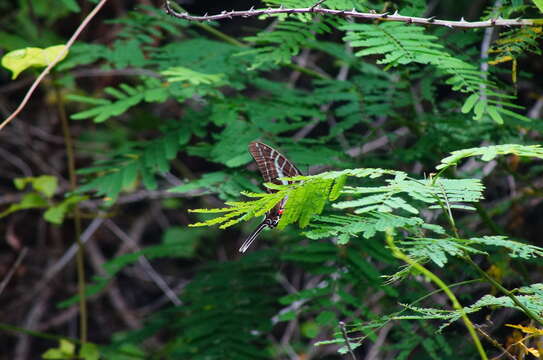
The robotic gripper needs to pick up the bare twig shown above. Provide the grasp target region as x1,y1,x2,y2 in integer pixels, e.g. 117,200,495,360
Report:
165,1,536,29
0,247,28,297
339,321,357,360
15,288,52,359
30,217,104,299
364,322,393,360
85,239,141,329
527,95,543,119
310,0,327,11
474,324,515,360
0,0,109,131
105,220,182,306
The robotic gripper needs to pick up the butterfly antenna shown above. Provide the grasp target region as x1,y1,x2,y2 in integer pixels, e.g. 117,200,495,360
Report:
239,221,268,253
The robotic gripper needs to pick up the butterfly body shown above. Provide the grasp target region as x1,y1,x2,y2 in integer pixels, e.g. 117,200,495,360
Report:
239,142,301,253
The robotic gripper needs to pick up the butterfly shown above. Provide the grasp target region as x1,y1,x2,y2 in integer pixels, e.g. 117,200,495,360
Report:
239,142,302,253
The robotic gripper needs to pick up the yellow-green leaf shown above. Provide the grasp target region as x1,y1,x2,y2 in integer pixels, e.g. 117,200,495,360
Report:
14,175,58,198
506,323,543,335
1,44,68,79
42,339,75,359
329,175,347,201
532,0,543,13
79,343,100,360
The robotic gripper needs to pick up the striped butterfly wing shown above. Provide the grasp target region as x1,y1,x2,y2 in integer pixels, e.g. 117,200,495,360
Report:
248,142,302,191
240,142,301,253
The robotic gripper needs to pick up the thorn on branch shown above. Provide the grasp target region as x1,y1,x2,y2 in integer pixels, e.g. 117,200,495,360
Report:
310,0,327,11
428,16,436,22
380,12,389,18
393,10,399,16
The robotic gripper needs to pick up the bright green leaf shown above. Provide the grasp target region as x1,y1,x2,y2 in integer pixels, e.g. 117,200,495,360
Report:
532,0,543,13
1,45,68,79
79,343,100,360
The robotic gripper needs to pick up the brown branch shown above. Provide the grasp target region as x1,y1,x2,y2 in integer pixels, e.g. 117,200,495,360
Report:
0,0,109,131
474,324,516,360
0,247,28,297
165,1,537,29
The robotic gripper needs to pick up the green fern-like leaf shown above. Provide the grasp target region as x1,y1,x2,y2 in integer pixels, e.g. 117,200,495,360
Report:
76,122,192,203
305,212,426,245
391,283,543,332
188,168,396,229
343,22,529,122
467,236,543,259
240,17,337,70
488,26,543,66
399,237,486,267
437,144,543,170
336,177,484,214
69,77,170,123
111,251,281,359
188,167,484,232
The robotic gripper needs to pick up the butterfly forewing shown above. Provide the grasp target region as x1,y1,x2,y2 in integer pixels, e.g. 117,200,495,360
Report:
248,142,301,192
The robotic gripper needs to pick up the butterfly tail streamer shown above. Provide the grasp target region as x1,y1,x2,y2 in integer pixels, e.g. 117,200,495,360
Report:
239,221,268,253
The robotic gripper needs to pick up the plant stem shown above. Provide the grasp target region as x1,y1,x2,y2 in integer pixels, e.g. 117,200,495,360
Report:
385,230,488,360
339,321,357,360
437,182,543,326
464,256,543,327
474,203,504,235
54,78,87,343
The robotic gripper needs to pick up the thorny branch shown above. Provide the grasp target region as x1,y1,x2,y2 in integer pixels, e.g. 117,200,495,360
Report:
165,0,539,29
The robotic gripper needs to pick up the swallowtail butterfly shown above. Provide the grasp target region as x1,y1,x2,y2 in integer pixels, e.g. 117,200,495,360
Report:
239,142,302,253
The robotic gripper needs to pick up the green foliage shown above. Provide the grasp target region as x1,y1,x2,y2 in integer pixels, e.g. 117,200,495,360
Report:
75,120,194,203
42,340,100,360
305,212,430,245
488,26,543,65
437,143,543,170
7,1,542,359
389,282,543,331
241,17,336,70
69,77,181,123
343,21,532,123
109,251,281,360
190,166,485,234
397,235,543,268
0,175,86,224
